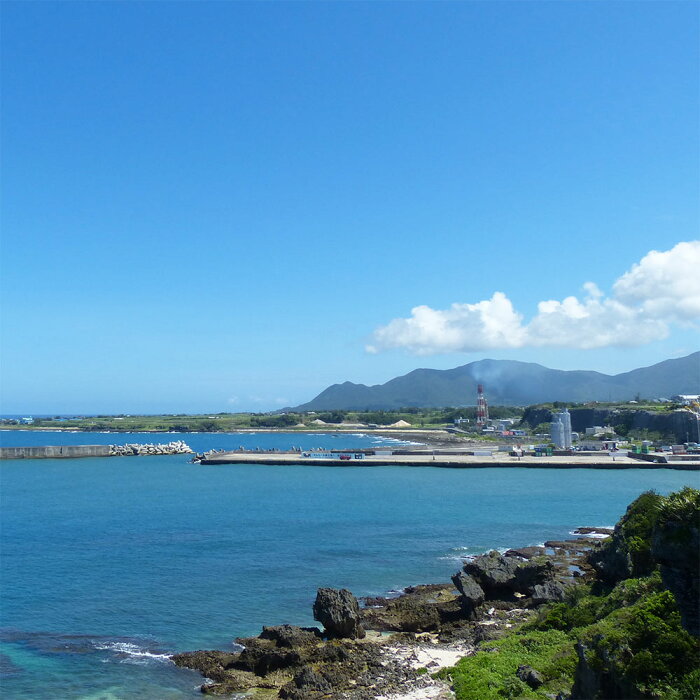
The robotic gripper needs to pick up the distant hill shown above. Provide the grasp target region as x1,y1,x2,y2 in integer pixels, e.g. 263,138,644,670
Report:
291,352,700,410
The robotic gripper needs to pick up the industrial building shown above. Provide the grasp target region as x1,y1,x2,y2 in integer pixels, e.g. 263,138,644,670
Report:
551,409,573,449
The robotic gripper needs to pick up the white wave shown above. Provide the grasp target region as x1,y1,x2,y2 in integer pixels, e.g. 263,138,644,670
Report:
570,531,611,539
442,546,511,563
93,641,172,664
77,688,124,700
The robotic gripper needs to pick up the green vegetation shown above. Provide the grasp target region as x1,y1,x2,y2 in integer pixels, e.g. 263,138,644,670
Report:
1,406,523,432
439,488,700,699
438,630,576,699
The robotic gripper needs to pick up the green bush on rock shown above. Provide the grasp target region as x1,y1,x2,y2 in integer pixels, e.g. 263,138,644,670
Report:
438,630,576,700
442,488,700,699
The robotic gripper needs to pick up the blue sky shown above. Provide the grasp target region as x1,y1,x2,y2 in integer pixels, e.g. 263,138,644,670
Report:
2,1,698,414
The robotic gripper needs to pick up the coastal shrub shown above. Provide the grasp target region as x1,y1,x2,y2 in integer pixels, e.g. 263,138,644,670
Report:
618,490,665,576
447,489,699,700
318,411,346,424
530,598,599,632
595,571,663,618
250,414,299,428
529,574,664,635
664,667,700,700
441,630,576,700
578,588,700,697
656,486,700,533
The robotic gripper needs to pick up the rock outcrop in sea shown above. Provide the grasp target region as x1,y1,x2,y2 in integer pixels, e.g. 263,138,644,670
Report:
172,530,603,698
172,488,699,699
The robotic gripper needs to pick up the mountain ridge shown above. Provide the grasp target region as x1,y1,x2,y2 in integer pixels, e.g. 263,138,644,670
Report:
290,352,700,410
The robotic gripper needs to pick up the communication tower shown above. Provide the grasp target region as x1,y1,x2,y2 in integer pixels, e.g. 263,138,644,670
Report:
476,384,489,429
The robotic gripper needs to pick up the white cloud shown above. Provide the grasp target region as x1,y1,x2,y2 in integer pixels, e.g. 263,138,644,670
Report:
368,241,700,354
370,292,525,355
612,241,700,322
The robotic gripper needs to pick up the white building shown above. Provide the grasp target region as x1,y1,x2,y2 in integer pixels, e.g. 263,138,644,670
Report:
671,394,700,405
551,409,573,449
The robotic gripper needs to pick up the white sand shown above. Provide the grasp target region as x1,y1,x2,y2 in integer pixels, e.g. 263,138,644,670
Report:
374,641,471,699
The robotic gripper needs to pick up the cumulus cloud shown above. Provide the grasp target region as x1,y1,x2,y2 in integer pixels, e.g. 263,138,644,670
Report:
368,241,700,354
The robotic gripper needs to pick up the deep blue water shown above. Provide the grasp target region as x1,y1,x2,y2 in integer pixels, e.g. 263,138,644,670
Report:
1,431,698,699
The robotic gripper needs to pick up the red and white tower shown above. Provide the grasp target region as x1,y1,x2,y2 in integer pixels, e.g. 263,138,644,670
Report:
476,384,489,429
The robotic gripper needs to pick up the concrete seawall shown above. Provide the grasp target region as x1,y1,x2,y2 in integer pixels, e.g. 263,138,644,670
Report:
0,441,193,460
1,445,112,459
199,452,700,470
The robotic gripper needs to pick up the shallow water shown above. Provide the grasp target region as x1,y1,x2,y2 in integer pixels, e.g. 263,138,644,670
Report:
1,431,697,698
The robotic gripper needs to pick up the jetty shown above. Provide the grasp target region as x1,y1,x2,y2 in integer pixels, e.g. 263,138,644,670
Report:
0,441,193,460
198,448,700,470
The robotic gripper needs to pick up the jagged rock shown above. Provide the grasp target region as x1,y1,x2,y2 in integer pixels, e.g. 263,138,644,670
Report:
380,598,441,632
464,552,520,591
570,639,637,700
462,552,554,597
572,527,613,536
279,667,332,698
588,537,631,584
170,649,240,682
313,588,365,639
199,669,259,694
530,580,568,604
517,664,544,689
258,625,322,648
504,546,546,559
451,572,485,617
513,558,555,592
235,643,301,676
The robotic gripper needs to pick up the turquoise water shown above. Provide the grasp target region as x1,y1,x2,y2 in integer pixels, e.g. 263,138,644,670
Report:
1,432,698,698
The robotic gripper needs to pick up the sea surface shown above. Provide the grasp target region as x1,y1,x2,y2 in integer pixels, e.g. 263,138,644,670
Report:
1,431,698,699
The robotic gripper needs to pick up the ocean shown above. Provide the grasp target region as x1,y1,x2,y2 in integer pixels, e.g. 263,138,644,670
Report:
1,431,698,699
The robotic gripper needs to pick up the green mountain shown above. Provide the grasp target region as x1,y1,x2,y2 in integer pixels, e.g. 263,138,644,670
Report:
292,352,700,410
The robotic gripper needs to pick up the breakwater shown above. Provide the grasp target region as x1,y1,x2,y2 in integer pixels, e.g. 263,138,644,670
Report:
0,441,193,460
198,450,700,470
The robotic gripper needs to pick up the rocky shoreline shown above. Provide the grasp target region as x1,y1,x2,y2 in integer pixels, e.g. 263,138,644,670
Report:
172,528,610,699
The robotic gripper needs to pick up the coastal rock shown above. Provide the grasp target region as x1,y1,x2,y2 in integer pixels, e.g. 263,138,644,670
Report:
313,588,365,639
235,644,302,677
170,650,239,681
463,552,520,591
258,625,322,648
530,580,568,604
362,583,463,632
279,667,332,699
570,639,637,700
504,546,546,560
368,597,441,632
451,572,485,617
512,557,555,592
588,491,664,583
462,552,555,597
572,527,613,536
517,664,544,689
200,669,259,695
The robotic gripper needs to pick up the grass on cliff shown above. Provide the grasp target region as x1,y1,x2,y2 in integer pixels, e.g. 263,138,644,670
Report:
440,575,699,700
440,488,700,700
